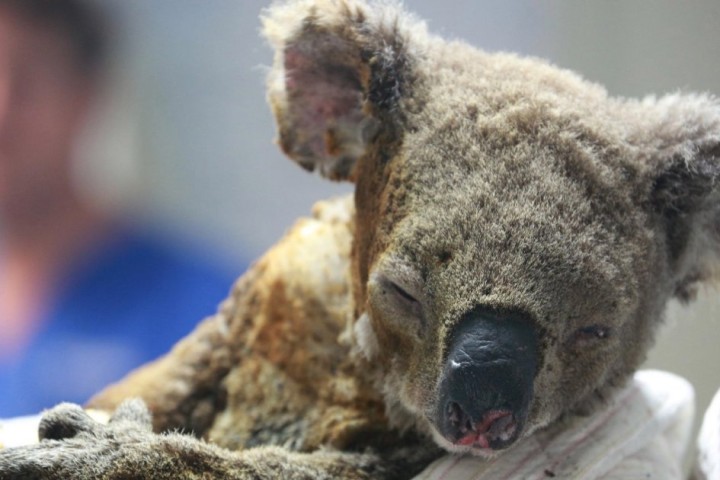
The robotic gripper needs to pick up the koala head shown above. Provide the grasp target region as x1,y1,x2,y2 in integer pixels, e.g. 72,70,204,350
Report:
264,0,720,457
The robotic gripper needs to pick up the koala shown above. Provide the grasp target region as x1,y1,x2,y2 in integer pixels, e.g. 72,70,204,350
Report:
1,0,718,478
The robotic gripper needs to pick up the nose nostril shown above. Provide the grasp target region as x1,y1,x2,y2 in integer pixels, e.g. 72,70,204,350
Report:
476,410,513,435
447,401,479,437
486,411,516,440
446,401,465,429
464,418,473,434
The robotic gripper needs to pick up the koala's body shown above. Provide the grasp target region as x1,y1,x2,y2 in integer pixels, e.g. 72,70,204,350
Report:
1,1,719,478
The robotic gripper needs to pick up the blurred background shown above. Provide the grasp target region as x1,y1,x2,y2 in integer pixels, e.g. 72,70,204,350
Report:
0,0,718,467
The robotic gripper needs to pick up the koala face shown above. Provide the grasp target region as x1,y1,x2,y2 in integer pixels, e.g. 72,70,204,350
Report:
264,0,720,457
357,88,661,453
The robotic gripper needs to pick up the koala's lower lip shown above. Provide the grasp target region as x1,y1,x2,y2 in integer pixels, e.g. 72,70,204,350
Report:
450,412,520,451
456,432,491,449
454,434,518,452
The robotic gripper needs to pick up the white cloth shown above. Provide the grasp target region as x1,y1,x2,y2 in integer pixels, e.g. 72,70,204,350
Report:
0,409,108,449
415,370,695,480
696,384,720,480
0,414,41,449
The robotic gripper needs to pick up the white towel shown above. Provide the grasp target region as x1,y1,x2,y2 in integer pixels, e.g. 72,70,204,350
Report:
0,409,109,449
0,414,42,449
696,384,720,480
415,370,695,480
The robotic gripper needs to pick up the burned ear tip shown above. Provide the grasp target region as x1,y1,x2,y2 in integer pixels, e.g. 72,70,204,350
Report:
297,158,317,173
324,155,360,181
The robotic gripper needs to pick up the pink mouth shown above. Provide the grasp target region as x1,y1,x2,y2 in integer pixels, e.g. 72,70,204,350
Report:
452,409,517,449
456,432,491,448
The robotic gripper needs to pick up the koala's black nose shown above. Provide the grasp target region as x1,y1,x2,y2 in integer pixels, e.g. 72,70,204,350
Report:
436,308,538,450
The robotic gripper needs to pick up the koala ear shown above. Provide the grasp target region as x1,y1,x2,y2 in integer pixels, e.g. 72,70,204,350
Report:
262,0,422,181
643,94,720,301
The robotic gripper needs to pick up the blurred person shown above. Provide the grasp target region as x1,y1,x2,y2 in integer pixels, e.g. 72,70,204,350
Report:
0,0,242,416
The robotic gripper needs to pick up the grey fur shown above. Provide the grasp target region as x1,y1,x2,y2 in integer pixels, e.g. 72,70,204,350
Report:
1,0,718,478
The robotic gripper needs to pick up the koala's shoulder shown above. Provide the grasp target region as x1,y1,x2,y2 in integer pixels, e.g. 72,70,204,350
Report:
224,194,356,353
254,194,354,307
204,195,383,451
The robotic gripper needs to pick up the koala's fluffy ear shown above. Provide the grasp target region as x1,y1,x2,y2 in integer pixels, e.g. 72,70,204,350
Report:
262,0,423,181
642,94,720,300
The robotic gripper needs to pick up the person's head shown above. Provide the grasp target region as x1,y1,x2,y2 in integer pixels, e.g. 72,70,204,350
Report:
0,0,108,229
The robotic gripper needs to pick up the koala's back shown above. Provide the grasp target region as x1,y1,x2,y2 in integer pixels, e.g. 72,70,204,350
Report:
205,195,390,452
89,196,398,453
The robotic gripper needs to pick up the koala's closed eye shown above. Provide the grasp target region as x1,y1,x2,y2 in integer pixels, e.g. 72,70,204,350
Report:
386,280,424,320
570,325,612,346
389,281,420,306
373,274,425,325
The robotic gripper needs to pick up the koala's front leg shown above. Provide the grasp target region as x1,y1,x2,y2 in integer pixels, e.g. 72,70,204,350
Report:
0,400,435,480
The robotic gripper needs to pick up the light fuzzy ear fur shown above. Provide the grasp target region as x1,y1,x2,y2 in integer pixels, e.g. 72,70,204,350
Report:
262,0,428,181
351,312,379,360
638,93,720,300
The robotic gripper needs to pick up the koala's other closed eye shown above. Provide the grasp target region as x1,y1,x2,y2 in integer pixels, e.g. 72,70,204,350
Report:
572,325,612,344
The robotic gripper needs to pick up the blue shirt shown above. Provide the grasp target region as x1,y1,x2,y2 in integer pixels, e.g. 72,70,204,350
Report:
0,229,242,417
